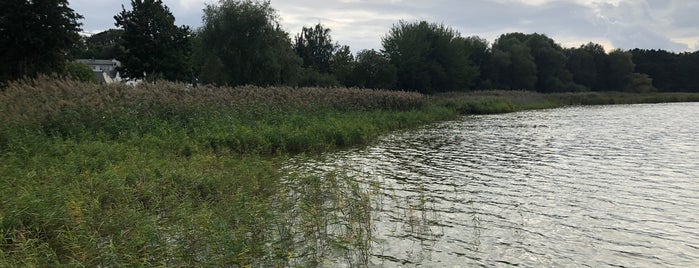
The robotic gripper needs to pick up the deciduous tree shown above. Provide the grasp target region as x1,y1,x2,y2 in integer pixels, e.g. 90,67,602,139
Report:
601,49,635,91
0,0,83,82
294,23,336,74
63,61,97,83
198,0,301,86
382,21,477,93
566,45,597,90
353,49,397,89
525,33,572,92
72,29,124,60
489,33,537,90
330,45,355,87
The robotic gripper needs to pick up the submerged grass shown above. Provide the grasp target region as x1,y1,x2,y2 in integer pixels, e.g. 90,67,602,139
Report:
2,77,698,266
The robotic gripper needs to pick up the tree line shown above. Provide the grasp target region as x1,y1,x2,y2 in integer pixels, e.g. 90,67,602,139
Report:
2,0,698,93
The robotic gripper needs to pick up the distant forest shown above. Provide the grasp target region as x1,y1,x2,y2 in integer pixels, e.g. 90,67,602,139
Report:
3,0,698,93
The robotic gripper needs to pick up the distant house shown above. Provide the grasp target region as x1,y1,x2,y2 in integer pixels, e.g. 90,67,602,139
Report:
75,59,122,84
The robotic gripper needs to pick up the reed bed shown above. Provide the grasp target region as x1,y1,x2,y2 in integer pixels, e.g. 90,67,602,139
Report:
434,90,699,114
0,76,426,125
0,77,444,267
2,77,698,266
434,90,559,114
549,91,699,105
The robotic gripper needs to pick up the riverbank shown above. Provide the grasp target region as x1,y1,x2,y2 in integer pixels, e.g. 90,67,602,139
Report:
436,90,699,114
2,77,699,266
0,77,449,266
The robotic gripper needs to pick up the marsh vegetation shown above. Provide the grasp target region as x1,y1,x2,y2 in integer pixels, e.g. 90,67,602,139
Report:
0,77,442,266
2,77,699,266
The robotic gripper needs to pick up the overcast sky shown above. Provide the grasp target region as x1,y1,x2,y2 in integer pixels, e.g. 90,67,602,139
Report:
70,0,699,53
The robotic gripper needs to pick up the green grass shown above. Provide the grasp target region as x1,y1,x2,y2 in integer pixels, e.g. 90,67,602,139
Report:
435,90,699,114
0,77,451,266
550,91,699,105
2,77,698,266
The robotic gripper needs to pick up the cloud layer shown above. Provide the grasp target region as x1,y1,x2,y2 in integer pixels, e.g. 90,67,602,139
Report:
70,0,699,52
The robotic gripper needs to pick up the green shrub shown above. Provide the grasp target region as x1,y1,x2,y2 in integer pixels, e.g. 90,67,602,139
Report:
63,62,97,83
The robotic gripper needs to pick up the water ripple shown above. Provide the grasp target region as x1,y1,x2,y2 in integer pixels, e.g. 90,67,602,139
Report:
291,103,699,267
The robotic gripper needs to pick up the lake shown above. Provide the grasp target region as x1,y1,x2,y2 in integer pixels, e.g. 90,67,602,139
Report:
288,102,699,267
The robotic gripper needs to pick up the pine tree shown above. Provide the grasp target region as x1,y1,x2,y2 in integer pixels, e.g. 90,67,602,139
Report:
114,0,192,81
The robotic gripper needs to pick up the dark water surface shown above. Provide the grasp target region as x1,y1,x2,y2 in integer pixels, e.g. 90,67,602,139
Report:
290,103,699,267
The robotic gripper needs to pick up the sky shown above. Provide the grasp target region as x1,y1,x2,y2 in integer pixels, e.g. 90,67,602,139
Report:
70,0,699,53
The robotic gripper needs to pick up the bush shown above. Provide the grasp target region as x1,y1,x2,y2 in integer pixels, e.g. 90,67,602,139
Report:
63,62,97,83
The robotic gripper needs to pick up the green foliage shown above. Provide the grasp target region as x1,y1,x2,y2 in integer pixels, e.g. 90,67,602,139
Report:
330,45,356,87
71,29,124,60
294,23,337,74
2,77,699,266
0,77,442,266
489,33,538,90
115,0,192,82
551,91,699,105
198,0,302,86
0,0,82,82
298,68,340,87
436,90,558,114
625,73,656,93
525,33,573,92
462,36,490,88
601,49,636,91
630,49,699,92
566,42,606,90
382,20,478,93
63,62,97,83
353,49,397,89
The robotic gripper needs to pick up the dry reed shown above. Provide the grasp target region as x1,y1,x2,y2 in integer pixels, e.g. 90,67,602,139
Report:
0,76,427,125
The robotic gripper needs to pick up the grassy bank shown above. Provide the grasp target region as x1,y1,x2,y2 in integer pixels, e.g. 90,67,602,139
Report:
0,77,451,266
436,90,699,114
2,78,699,266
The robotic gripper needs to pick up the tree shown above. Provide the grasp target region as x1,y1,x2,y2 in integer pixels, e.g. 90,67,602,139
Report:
0,0,83,82
115,0,192,82
72,29,125,59
601,49,635,91
198,0,302,86
567,46,596,90
675,52,699,92
294,23,336,74
63,61,97,83
625,73,656,93
330,45,355,87
630,49,699,92
382,20,478,93
461,36,490,88
353,49,397,89
488,33,537,90
525,33,572,92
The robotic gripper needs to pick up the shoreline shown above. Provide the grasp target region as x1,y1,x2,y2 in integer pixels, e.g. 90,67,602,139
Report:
2,78,699,266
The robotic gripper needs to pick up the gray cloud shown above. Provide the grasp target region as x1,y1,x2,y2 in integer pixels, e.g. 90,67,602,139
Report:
591,0,692,51
69,0,699,52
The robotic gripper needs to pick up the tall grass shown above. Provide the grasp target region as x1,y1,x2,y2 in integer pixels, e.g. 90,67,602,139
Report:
2,77,698,266
434,90,560,114
0,77,447,266
434,90,699,114
550,91,699,105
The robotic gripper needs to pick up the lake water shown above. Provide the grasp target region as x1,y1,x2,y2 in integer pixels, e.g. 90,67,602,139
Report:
289,103,699,267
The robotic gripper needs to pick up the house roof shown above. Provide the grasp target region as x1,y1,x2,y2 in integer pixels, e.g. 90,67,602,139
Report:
75,59,121,66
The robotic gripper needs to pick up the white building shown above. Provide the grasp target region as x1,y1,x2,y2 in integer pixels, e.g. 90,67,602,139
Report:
75,59,122,84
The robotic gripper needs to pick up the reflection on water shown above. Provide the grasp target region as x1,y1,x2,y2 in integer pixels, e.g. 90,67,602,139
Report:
288,103,699,267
